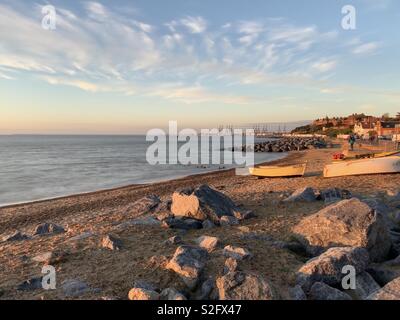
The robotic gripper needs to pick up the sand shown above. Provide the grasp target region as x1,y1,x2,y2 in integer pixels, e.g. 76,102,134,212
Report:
0,141,399,300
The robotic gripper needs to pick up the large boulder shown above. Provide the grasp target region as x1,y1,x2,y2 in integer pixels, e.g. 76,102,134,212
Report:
216,272,275,300
292,198,391,262
309,282,352,300
351,272,380,300
367,277,400,300
171,185,243,223
165,246,208,289
297,247,369,292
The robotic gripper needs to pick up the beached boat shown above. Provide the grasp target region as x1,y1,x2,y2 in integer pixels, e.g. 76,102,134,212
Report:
333,150,400,162
249,163,307,177
324,156,400,178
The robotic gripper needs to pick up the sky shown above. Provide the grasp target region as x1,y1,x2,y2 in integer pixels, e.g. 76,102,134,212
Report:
0,0,399,134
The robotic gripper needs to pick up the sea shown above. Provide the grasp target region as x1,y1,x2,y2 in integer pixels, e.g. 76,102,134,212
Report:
0,135,286,207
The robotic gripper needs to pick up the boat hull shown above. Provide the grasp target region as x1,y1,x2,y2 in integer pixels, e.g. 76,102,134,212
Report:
324,156,400,178
249,163,306,177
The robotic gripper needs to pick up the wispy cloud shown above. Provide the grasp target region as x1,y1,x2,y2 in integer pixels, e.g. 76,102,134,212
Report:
352,42,380,55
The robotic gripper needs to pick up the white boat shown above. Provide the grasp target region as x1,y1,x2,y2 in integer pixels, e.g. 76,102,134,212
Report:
324,156,400,178
249,163,307,177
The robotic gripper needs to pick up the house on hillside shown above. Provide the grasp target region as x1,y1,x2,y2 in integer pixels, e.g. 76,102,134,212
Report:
375,121,400,138
353,122,375,138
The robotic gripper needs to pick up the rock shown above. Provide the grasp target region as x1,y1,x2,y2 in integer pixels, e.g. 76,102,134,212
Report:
196,278,216,300
292,198,391,262
220,216,239,226
62,279,90,297
350,272,380,300
216,272,275,300
160,288,186,300
171,185,243,223
223,258,238,275
202,219,216,229
284,187,316,202
34,223,65,236
309,282,352,300
101,234,123,251
2,231,30,242
367,277,400,300
366,265,400,286
127,194,161,216
288,285,307,300
17,277,43,291
319,188,352,204
393,212,400,225
297,247,369,292
32,250,66,265
68,231,95,241
196,236,219,252
162,217,203,230
234,210,255,220
153,200,173,221
164,235,182,245
130,216,161,226
223,245,252,260
128,287,160,300
166,246,208,289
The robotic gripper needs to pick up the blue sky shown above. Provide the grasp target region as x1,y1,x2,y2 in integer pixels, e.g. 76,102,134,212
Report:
0,0,399,134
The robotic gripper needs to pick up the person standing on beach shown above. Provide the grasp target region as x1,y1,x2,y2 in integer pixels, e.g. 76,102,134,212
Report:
348,134,356,151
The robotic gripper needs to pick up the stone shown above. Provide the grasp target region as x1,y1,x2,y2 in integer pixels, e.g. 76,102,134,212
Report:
288,285,307,300
101,234,123,251
216,272,275,300
297,247,369,292
62,279,90,297
319,188,352,204
162,217,203,230
283,187,316,202
292,198,391,262
220,215,239,226
166,245,208,289
367,277,400,300
2,231,30,242
127,194,161,216
309,282,352,300
128,288,160,300
223,258,238,275
17,277,43,291
197,236,219,252
130,216,161,226
202,219,216,229
33,223,65,236
160,288,186,300
153,200,173,221
32,250,66,265
351,272,380,300
234,210,255,220
164,235,182,245
196,278,215,300
171,185,243,223
366,265,400,286
223,245,252,260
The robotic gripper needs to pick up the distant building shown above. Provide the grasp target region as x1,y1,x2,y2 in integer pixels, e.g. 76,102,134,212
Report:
353,122,375,138
375,121,400,137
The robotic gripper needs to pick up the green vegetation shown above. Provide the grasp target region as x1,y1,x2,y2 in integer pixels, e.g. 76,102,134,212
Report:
291,125,353,138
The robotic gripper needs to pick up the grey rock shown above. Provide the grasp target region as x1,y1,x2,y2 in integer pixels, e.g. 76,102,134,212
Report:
171,184,243,223
367,277,400,300
220,215,239,226
34,223,65,236
289,285,307,300
319,188,352,204
309,282,352,300
62,279,90,297
166,245,208,289
196,235,219,252
164,235,183,245
297,247,370,292
366,265,400,286
127,194,161,216
202,219,216,229
196,278,216,300
223,245,252,260
101,234,123,251
2,231,30,242
160,288,186,300
293,198,391,262
17,277,43,291
284,187,316,202
351,272,380,300
223,258,239,275
162,217,203,230
216,272,275,300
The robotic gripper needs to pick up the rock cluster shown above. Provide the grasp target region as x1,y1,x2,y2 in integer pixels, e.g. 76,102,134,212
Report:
244,137,327,153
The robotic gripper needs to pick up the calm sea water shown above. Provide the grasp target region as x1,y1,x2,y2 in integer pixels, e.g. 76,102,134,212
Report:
0,135,286,206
